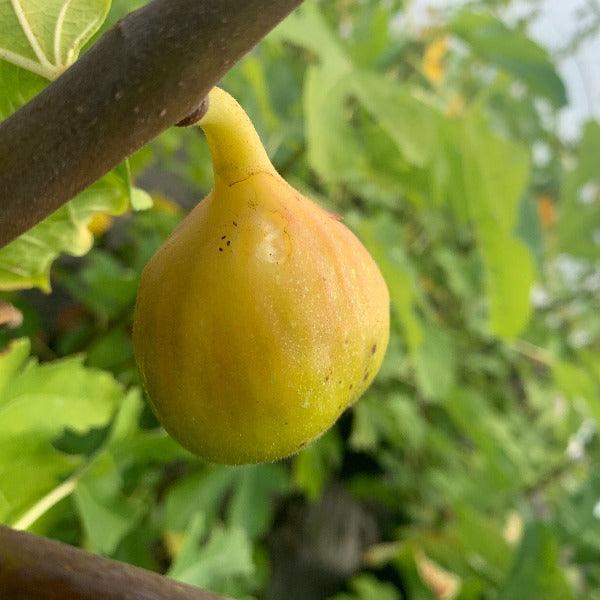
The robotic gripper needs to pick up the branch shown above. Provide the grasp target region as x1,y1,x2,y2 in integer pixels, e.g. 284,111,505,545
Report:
0,0,303,248
0,526,222,599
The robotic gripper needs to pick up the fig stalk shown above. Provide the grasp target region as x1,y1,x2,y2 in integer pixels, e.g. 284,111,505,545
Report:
200,87,278,187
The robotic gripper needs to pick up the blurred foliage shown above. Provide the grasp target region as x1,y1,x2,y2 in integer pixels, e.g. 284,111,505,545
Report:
1,0,599,598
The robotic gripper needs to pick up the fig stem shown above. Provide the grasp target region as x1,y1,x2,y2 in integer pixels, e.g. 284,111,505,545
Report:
198,87,278,187
176,97,210,127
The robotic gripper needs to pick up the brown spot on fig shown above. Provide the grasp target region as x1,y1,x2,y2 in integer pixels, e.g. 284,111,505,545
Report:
371,344,377,355
233,221,238,226
218,247,223,252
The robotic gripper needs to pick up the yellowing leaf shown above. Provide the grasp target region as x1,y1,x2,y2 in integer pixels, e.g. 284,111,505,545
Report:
415,550,461,600
423,36,449,85
536,195,556,228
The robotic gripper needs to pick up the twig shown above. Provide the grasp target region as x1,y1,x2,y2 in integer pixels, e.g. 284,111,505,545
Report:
510,339,555,366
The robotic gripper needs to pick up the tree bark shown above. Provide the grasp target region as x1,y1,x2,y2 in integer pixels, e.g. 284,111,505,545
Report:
0,526,222,599
0,0,303,248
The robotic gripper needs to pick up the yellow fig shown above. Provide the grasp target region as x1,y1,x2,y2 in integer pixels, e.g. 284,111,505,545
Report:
133,87,389,464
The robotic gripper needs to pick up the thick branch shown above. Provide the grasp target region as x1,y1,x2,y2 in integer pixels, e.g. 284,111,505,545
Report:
0,526,222,599
0,0,303,247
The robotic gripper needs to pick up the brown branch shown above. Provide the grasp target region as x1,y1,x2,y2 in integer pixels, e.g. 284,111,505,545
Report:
0,526,222,599
0,0,304,248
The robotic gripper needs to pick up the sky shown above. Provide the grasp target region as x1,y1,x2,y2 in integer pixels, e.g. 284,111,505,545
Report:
407,0,600,140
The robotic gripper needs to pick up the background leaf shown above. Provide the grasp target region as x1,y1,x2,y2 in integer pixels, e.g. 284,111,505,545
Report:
498,523,574,600
452,11,567,106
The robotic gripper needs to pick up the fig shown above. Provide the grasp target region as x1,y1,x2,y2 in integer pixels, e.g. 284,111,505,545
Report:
133,87,389,464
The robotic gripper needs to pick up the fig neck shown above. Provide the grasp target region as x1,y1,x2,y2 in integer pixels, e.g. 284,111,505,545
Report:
199,87,279,189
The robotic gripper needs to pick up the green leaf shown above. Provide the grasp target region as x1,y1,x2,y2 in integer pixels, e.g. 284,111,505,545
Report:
0,357,121,440
103,388,144,449
351,71,439,168
413,323,457,401
554,361,600,423
452,11,567,106
74,452,145,555
347,4,395,68
166,463,289,544
115,160,153,211
350,393,424,452
557,471,600,561
303,63,365,185
227,464,289,539
460,115,534,338
71,391,149,555
273,3,349,70
0,432,79,522
0,338,123,522
0,0,110,80
164,467,238,533
516,194,544,266
480,233,535,339
60,249,138,321
330,574,400,600
0,59,44,119
0,171,130,292
0,337,30,394
444,390,534,494
168,514,255,591
558,121,600,258
499,523,574,600
293,429,342,500
355,216,422,352
452,504,513,575
276,4,368,187
240,55,281,133
86,328,134,371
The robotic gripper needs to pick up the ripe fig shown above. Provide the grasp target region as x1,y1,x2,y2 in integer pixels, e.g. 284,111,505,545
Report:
133,87,390,464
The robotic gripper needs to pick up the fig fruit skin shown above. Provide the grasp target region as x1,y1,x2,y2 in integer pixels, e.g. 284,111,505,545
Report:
133,88,390,464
